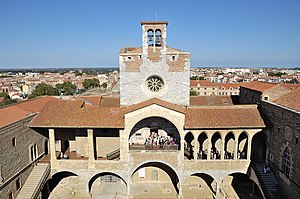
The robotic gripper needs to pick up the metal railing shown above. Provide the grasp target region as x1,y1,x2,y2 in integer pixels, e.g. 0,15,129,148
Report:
129,144,179,151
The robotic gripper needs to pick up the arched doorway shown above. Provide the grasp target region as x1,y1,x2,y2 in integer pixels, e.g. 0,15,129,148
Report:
224,132,235,159
131,162,179,198
197,132,208,160
89,172,127,198
251,131,267,162
221,173,263,199
182,173,216,198
211,132,222,160
129,117,180,151
184,132,194,160
238,132,248,159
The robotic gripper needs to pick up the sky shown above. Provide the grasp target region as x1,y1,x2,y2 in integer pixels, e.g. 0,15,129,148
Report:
0,0,299,68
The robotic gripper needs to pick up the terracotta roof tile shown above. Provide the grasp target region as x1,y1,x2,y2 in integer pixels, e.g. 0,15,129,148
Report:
185,105,265,129
72,96,101,106
100,96,120,107
29,100,124,128
240,81,277,92
271,87,300,112
190,96,233,106
0,96,59,127
124,98,185,114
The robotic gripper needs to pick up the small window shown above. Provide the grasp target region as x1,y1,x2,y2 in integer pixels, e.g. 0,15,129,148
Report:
204,92,206,95
16,178,21,190
139,55,142,59
128,56,131,60
9,192,13,199
296,137,299,144
264,96,269,100
282,148,290,176
204,88,207,90
12,137,16,147
172,55,175,61
212,88,215,90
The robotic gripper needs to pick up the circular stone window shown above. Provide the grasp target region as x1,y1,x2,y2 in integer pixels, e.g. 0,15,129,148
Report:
146,76,164,92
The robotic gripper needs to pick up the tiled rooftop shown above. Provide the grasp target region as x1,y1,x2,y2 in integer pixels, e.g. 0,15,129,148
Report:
185,105,265,129
271,87,300,112
0,96,59,127
190,96,233,106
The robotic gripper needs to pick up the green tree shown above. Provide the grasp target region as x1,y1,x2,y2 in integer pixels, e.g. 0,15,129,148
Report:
0,92,10,100
102,82,107,89
82,78,100,89
190,90,197,96
56,81,76,95
30,83,59,98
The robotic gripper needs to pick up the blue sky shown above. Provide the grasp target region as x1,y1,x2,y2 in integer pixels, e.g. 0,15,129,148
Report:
0,0,299,68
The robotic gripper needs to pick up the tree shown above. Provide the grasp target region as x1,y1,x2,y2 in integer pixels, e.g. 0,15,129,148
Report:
30,83,59,98
190,90,197,96
82,78,100,89
102,82,107,89
0,92,10,100
56,82,76,95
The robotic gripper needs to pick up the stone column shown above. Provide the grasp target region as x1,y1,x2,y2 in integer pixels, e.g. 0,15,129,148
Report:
221,139,225,160
48,129,56,164
207,137,212,160
87,129,95,167
193,140,198,160
247,136,252,160
234,141,238,160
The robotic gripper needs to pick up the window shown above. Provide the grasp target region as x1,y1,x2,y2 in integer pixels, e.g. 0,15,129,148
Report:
155,29,162,46
204,92,206,95
12,137,16,147
30,144,38,161
172,55,175,61
9,192,13,199
264,96,269,100
204,88,207,90
147,29,154,46
283,148,290,176
16,178,21,190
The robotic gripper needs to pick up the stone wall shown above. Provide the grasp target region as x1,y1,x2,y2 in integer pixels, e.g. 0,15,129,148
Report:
0,115,47,199
261,101,300,199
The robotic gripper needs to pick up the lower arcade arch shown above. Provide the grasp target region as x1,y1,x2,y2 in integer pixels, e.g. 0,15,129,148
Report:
221,173,264,199
131,162,179,198
41,171,79,198
88,172,127,197
182,173,216,199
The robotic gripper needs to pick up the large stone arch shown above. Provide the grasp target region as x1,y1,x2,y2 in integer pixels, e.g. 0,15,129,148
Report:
88,172,127,197
221,172,264,199
130,161,180,197
129,116,181,149
182,172,217,198
42,171,80,198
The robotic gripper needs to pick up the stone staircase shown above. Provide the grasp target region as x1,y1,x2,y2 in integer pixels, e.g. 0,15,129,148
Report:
17,163,50,199
254,163,286,199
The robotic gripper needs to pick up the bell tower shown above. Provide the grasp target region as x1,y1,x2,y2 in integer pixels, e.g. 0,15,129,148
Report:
119,21,190,106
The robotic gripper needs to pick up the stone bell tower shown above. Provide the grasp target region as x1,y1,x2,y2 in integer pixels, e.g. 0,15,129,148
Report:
119,21,190,106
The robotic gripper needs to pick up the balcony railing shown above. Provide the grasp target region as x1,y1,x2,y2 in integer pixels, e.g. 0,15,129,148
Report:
129,144,179,151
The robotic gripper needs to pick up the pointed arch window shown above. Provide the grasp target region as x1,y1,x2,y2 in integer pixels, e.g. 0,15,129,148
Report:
147,29,154,46
283,147,290,176
155,29,162,46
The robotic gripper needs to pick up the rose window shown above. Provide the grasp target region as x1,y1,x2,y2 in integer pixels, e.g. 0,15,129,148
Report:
146,76,164,92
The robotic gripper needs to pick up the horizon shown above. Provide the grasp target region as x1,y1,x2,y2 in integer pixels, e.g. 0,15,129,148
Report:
1,0,300,69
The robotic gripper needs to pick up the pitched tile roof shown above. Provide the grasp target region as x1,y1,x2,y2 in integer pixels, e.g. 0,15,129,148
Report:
185,105,265,129
72,96,101,106
271,87,300,112
0,96,59,127
29,100,124,128
240,81,277,92
124,98,185,114
190,96,233,106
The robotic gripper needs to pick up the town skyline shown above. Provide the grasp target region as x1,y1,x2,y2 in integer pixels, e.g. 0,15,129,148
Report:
1,0,300,69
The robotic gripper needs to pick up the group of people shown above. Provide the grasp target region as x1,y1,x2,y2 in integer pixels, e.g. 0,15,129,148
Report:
144,132,177,146
196,149,246,160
